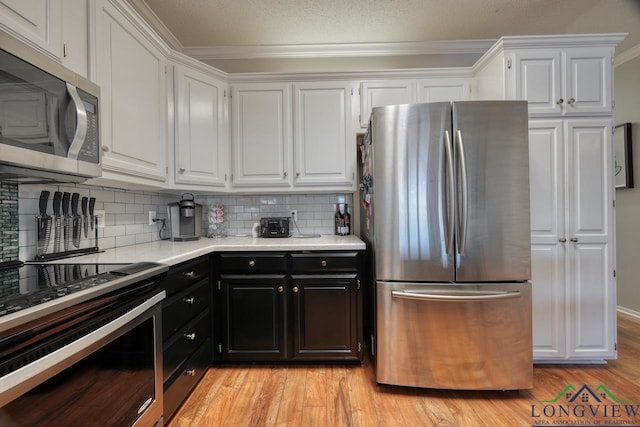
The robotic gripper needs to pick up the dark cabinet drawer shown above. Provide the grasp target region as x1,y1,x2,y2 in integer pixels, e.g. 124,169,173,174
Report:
164,339,211,422
219,253,287,274
162,278,210,341
162,256,210,298
163,309,211,381
291,252,359,273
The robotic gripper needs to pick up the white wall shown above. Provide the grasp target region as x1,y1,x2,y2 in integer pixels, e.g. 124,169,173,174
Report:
614,54,640,314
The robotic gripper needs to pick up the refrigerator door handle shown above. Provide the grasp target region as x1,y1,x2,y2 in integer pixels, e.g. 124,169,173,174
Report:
443,130,455,255
391,290,522,302
455,130,469,255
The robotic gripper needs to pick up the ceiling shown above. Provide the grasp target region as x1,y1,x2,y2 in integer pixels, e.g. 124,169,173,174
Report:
128,0,640,73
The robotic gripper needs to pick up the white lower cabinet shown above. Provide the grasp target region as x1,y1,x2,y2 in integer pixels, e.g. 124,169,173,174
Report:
174,63,228,188
94,0,168,185
529,119,616,361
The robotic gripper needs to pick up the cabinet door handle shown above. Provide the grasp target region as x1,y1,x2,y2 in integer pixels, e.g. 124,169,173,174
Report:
567,98,576,104
558,238,567,243
179,167,186,173
185,369,196,376
248,260,255,267
283,171,288,178
570,237,579,242
293,286,299,293
556,98,564,105
321,260,327,267
277,285,284,293
296,172,300,177
101,145,110,152
183,271,196,278
183,297,195,305
184,333,196,341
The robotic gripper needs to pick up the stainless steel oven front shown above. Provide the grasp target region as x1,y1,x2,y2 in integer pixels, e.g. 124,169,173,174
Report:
0,263,167,426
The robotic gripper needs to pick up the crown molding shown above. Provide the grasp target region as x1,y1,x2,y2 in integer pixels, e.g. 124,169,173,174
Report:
615,43,640,67
126,0,183,51
183,39,496,60
495,33,627,50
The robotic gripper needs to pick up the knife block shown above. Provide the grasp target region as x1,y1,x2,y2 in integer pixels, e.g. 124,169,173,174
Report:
33,215,101,261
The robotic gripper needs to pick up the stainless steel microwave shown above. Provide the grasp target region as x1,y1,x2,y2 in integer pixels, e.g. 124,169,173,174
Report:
0,32,101,183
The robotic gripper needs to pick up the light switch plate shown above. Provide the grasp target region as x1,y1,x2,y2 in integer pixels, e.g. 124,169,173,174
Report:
94,210,106,228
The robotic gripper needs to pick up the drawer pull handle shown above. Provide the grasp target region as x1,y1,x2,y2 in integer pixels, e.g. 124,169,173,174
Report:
183,271,196,278
567,98,576,104
278,285,284,293
185,369,196,376
184,333,196,341
184,297,195,305
248,260,255,267
321,260,327,267
293,286,299,293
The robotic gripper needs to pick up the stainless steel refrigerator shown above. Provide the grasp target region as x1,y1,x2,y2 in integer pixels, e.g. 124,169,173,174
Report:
360,101,533,390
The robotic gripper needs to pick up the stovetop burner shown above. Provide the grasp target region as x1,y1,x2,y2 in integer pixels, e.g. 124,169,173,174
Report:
0,262,132,318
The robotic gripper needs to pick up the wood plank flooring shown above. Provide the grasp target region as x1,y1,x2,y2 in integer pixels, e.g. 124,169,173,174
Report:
169,313,640,426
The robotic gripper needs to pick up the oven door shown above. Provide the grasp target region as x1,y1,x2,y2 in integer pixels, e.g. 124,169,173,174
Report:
0,291,165,426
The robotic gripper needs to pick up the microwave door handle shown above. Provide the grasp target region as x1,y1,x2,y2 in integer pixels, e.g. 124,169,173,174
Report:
65,83,88,160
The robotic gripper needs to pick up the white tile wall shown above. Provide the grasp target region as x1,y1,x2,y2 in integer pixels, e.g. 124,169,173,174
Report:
18,183,353,261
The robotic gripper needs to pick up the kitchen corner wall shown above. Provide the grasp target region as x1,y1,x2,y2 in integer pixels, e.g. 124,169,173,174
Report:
14,182,352,261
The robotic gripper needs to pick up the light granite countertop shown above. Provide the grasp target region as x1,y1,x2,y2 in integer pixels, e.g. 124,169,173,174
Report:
48,235,366,267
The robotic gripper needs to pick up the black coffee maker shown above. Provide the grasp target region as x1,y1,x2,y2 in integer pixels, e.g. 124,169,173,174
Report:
167,193,202,241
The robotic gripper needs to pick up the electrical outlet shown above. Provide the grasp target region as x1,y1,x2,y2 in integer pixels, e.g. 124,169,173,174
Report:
148,211,156,225
94,210,106,228
290,210,297,221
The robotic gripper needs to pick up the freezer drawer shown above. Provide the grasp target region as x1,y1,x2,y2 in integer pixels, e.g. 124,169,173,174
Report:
376,281,532,390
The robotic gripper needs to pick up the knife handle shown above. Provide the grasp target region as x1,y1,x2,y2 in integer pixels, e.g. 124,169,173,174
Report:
62,192,71,216
53,191,62,216
39,190,50,216
71,193,79,215
89,197,96,215
81,197,88,215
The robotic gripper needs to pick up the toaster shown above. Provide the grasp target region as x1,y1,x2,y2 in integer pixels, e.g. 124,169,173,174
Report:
260,217,292,238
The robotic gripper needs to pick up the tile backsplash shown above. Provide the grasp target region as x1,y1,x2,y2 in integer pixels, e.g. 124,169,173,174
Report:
12,182,352,261
0,182,19,263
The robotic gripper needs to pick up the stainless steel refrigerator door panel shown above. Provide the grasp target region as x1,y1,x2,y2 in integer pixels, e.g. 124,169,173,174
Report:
452,101,531,282
371,103,454,282
376,281,533,390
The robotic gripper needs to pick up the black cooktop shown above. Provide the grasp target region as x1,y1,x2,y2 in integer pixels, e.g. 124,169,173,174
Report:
0,261,132,318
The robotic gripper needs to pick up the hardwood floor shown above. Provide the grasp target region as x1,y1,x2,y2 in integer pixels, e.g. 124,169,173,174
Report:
169,313,640,426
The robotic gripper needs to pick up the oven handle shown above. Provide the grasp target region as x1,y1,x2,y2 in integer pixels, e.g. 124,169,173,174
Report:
0,290,165,407
391,290,521,302
65,83,88,160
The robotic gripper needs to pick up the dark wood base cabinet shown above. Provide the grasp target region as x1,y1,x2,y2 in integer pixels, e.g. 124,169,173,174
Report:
159,256,212,422
215,252,363,363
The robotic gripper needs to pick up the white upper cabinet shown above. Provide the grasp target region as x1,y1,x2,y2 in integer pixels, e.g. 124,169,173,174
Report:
417,78,470,103
513,48,612,116
293,81,355,187
174,63,228,188
359,80,415,127
61,0,88,78
95,0,168,184
231,83,292,187
0,0,62,59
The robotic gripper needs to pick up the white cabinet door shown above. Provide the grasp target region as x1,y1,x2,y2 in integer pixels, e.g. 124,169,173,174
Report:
61,0,88,78
565,119,615,359
175,65,227,187
0,0,61,58
231,83,292,187
513,50,562,115
564,48,612,116
293,81,354,187
528,120,566,360
416,78,470,103
360,80,415,127
95,0,167,182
